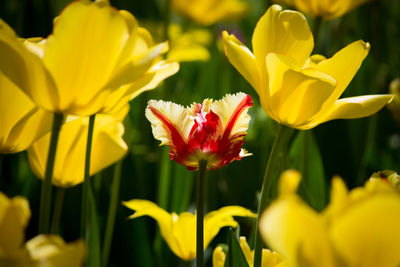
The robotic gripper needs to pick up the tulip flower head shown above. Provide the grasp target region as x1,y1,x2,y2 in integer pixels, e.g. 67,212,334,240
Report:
0,192,85,266
273,0,370,19
0,0,178,116
122,199,256,261
171,0,249,25
146,93,252,170
259,170,400,267
28,114,128,188
223,5,393,130
212,236,284,267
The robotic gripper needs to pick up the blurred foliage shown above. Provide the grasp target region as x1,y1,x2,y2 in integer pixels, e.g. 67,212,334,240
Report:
1,0,400,266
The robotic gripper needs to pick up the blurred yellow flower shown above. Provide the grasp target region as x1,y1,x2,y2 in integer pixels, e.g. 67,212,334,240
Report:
273,0,369,19
259,170,400,267
122,199,256,261
167,24,212,62
0,71,52,154
0,192,30,256
0,192,85,266
27,114,128,188
0,0,178,116
212,236,284,267
223,4,392,130
171,0,249,25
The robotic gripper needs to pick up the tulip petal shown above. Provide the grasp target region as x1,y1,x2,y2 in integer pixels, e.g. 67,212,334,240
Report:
0,193,31,255
316,41,370,108
212,246,227,267
43,1,129,112
146,100,193,146
223,31,261,92
259,196,335,267
171,212,197,260
209,92,252,138
252,4,313,72
329,194,400,267
105,42,167,90
204,206,256,248
321,94,393,123
265,53,336,127
25,235,86,266
0,20,57,111
28,115,127,188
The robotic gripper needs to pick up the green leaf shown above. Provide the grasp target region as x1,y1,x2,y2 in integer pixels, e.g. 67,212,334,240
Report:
289,130,326,211
224,228,250,267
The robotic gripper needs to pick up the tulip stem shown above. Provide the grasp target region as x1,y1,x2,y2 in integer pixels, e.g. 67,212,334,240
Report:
50,188,65,234
39,112,64,234
101,161,123,267
163,0,171,42
81,114,96,239
313,16,323,53
196,159,208,267
253,123,293,267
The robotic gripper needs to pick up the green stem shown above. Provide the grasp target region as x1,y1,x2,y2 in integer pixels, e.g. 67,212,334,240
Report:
196,159,207,267
50,188,65,234
313,16,323,53
253,124,293,267
80,114,96,239
0,154,4,179
39,112,64,234
101,161,123,267
163,0,171,43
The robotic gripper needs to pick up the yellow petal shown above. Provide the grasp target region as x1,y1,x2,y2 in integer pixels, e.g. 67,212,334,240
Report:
252,4,314,72
212,246,226,267
25,235,86,267
0,20,57,112
105,42,168,90
321,94,393,123
329,194,400,267
0,72,52,153
122,200,190,260
204,206,256,249
0,193,31,255
103,60,179,115
259,196,335,267
322,176,349,222
145,100,193,145
42,1,129,114
265,53,336,128
28,115,127,188
223,31,261,93
278,169,301,195
315,41,370,110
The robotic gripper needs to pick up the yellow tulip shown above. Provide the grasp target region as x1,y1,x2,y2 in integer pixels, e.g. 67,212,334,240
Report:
259,170,400,267
0,192,86,266
0,0,177,116
273,0,369,19
0,192,30,256
171,0,249,25
167,24,212,62
27,114,128,188
0,71,52,153
23,235,86,267
212,236,284,267
223,4,392,130
122,199,256,261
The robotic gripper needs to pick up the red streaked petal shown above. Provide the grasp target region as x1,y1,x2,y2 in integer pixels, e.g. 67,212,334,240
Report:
221,94,253,141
